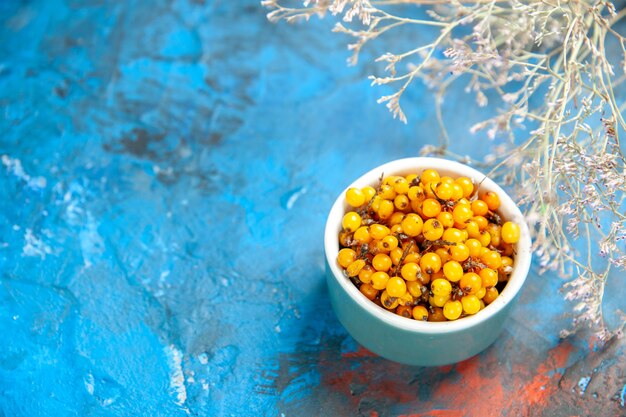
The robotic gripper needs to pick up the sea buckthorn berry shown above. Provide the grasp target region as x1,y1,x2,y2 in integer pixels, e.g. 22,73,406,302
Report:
401,262,421,282
346,188,366,207
479,268,498,288
346,259,366,277
370,195,382,212
401,213,424,237
378,235,399,252
471,199,489,216
429,307,446,322
372,253,392,272
482,191,501,211
452,204,473,224
443,260,464,282
479,300,486,310
443,300,463,320
435,182,454,200
394,194,410,211
436,211,455,228
371,271,390,290
430,294,450,308
449,243,470,262
442,228,464,244
387,276,407,297
478,231,491,247
339,231,352,247
408,185,424,201
361,186,376,202
486,224,502,247
369,224,390,240
501,221,521,244
389,212,405,226
337,248,357,268
396,305,413,318
353,226,371,244
403,252,421,264
383,176,398,186
360,283,378,300
420,169,440,184
473,215,488,231
358,265,374,284
422,198,442,218
390,224,403,235
423,182,437,199
475,287,486,299
407,280,422,298
440,176,454,185
423,219,444,241
481,250,502,269
483,287,499,304
377,199,395,219
460,272,482,295
459,229,469,242
405,174,418,184
435,248,451,264
398,292,414,306
480,246,491,256
451,183,464,201
431,278,452,296
380,290,399,309
412,305,429,321
420,252,442,274
393,177,410,195
379,184,397,200
342,212,362,232
465,220,480,238
455,177,474,198
390,247,404,265
465,238,482,257
461,295,481,315
501,256,514,269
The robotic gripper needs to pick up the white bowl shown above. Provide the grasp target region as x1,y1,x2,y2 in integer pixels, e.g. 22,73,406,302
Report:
324,157,532,366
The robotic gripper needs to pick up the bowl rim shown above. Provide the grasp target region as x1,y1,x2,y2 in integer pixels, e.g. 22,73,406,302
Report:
324,157,532,334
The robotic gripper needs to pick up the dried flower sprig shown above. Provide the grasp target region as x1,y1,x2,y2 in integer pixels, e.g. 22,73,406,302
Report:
265,0,626,343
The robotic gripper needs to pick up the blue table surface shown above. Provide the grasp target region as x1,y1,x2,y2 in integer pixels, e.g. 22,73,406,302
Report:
1,1,625,416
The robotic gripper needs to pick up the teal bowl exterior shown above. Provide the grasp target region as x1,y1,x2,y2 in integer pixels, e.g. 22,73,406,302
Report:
326,259,517,366
324,157,532,366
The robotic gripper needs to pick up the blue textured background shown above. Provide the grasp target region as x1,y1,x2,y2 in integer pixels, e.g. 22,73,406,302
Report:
1,1,625,416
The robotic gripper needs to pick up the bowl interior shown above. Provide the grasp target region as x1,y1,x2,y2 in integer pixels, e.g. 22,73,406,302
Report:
324,157,532,334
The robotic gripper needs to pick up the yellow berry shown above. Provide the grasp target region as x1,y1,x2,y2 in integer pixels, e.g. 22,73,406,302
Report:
423,218,444,241
379,184,396,200
380,290,399,309
455,177,474,198
407,280,422,298
460,272,482,295
377,199,395,219
420,169,440,184
431,278,452,296
337,248,356,268
346,188,365,207
407,185,424,201
461,295,481,315
479,268,498,288
471,199,489,216
501,221,521,244
369,224,390,240
372,253,392,272
393,177,410,195
483,287,499,304
371,271,390,290
481,250,502,269
386,276,407,297
436,211,455,228
401,213,424,237
388,211,405,226
449,243,470,262
443,260,464,282
342,211,361,232
412,305,429,321
420,252,442,274
358,265,374,284
475,286,486,299
465,238,483,257
442,228,464,244
401,262,421,282
377,235,399,253
453,204,473,224
430,294,450,307
394,194,410,211
346,259,366,277
353,226,371,244
443,300,463,320
359,283,378,300
435,182,454,200
421,198,441,218
361,186,376,202
482,191,501,211
451,183,464,201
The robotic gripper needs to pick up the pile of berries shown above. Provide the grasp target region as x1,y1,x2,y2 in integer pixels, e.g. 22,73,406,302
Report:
336,169,520,322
